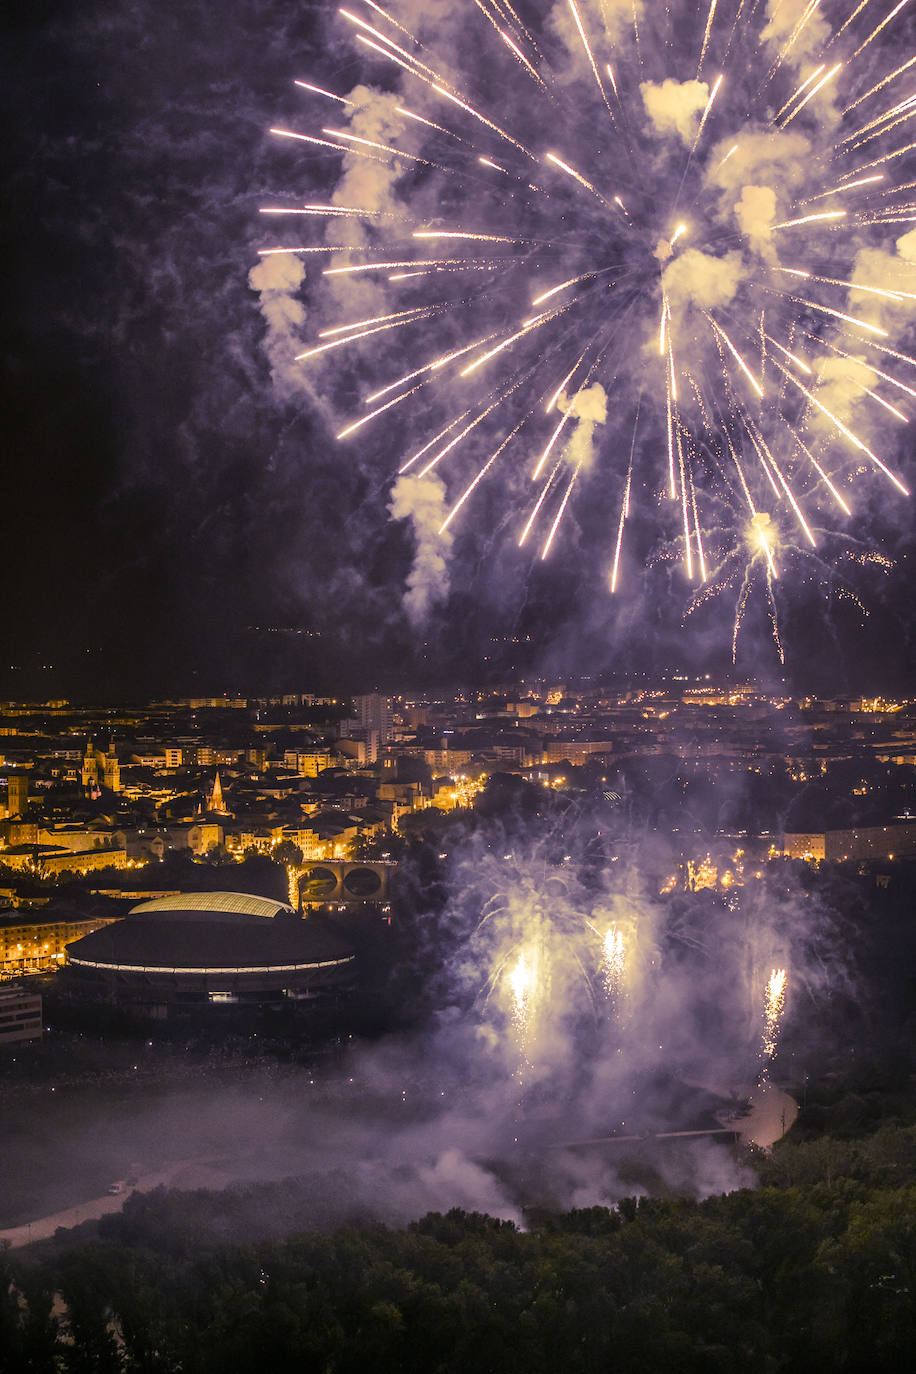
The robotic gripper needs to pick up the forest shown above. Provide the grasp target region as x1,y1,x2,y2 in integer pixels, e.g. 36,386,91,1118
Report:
3,1104,915,1373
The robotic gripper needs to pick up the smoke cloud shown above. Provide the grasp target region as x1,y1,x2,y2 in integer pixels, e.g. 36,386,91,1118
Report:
661,247,745,313
558,381,608,470
388,472,454,625
733,184,778,259
760,0,831,68
640,77,711,145
709,128,812,196
550,0,646,78
247,253,315,404
325,84,412,316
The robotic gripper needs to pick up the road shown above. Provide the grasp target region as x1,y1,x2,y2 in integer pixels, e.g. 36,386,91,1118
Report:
0,1157,234,1251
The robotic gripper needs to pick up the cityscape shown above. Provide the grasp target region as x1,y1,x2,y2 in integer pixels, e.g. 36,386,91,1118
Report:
1,671,914,1366
3,0,916,1369
2,677,915,982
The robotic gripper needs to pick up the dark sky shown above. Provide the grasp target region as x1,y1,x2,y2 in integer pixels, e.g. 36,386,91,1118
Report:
1,0,914,699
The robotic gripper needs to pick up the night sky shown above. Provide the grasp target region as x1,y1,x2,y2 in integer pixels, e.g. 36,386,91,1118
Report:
2,0,914,699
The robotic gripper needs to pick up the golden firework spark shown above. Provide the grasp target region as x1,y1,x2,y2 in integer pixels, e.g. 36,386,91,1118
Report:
601,925,626,999
761,967,788,1074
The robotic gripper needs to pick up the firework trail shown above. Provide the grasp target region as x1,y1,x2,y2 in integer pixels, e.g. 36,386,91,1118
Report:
601,924,627,1001
760,965,788,1082
507,946,538,1080
260,0,915,659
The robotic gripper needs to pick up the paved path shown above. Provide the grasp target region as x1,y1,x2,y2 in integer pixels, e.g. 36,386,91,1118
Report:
0,1158,233,1250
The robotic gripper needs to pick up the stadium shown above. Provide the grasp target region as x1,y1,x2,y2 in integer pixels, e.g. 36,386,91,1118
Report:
63,892,356,1019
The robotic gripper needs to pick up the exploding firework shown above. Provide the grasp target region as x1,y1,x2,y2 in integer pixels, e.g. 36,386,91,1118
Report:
436,817,820,1152
760,965,788,1078
600,923,627,1000
506,945,539,1073
508,947,536,1022
461,822,645,1081
260,0,915,658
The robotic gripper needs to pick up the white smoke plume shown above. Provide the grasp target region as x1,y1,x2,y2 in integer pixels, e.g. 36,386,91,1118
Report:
846,232,916,334
810,352,883,437
325,84,412,316
247,253,315,405
661,247,746,314
760,0,831,68
708,128,812,197
558,381,608,470
808,228,916,444
640,77,711,145
551,0,646,63
733,184,778,260
388,471,454,626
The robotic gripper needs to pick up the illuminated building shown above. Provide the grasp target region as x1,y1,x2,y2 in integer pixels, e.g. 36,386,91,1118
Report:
35,826,120,854
283,749,331,777
207,770,228,815
353,694,393,762
6,774,28,819
782,832,827,863
545,740,615,764
166,822,223,856
112,829,166,862
1,911,119,976
3,821,38,846
1,846,128,877
81,741,121,793
308,813,359,858
225,827,281,857
782,822,916,864
336,737,370,766
173,697,247,710
423,748,473,772
377,780,427,810
0,988,42,1045
505,701,538,718
278,826,323,860
63,892,356,1018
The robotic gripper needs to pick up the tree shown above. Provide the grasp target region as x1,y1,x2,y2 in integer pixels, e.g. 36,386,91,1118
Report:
272,841,303,868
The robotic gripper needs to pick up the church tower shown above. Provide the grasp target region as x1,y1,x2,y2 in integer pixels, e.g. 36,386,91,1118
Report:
207,770,227,815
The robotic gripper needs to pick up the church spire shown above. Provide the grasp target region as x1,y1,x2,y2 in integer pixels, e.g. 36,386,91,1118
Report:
208,769,225,814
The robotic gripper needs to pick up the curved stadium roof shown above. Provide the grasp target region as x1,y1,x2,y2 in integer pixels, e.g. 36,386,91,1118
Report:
66,894,353,975
130,892,294,919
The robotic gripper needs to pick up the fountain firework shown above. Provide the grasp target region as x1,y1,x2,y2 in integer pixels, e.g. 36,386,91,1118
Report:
760,964,789,1079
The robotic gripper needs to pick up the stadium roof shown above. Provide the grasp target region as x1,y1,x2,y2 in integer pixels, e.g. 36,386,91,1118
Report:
66,901,353,974
129,892,294,919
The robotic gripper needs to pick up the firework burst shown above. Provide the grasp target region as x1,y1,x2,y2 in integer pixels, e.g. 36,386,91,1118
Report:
760,965,788,1080
463,825,644,1077
601,923,627,1000
260,0,915,659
